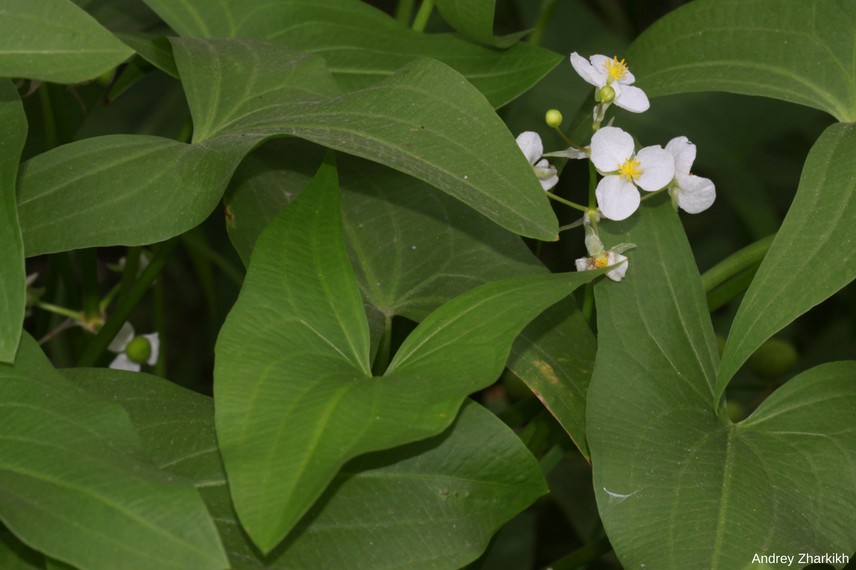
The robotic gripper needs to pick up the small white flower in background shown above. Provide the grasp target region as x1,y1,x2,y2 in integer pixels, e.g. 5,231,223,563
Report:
108,322,159,372
665,136,716,214
574,231,635,282
516,131,559,190
590,126,675,221
570,53,650,114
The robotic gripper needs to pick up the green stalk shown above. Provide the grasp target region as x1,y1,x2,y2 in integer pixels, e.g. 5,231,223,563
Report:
540,536,612,570
528,0,558,47
701,235,773,311
76,237,179,367
38,83,58,151
411,0,434,32
395,0,416,25
153,275,166,377
79,248,101,323
545,192,588,212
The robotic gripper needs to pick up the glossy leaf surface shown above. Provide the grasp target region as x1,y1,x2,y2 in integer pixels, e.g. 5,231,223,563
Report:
142,0,559,108
0,0,132,83
66,367,545,570
0,82,26,362
215,159,589,552
0,336,228,570
717,122,856,394
588,199,856,569
627,0,856,121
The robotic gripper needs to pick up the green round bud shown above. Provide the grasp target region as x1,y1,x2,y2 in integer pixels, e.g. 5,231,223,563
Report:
726,401,746,423
747,338,798,379
125,336,153,365
545,109,563,128
597,85,616,104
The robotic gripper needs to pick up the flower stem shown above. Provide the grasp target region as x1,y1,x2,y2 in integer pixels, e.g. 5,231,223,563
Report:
36,301,81,321
411,0,434,32
79,248,101,323
76,237,179,367
545,192,587,212
587,161,598,209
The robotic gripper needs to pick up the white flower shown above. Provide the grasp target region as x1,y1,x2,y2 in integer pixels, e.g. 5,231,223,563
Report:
570,53,649,113
108,322,159,372
574,232,634,282
516,131,559,190
590,127,675,221
665,136,716,214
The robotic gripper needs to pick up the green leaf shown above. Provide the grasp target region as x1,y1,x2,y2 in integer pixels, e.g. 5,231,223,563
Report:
17,135,248,256
18,38,556,255
0,0,132,83
224,147,597,454
65,368,546,570
508,298,596,459
717,122,856,396
0,335,228,570
434,0,526,47
587,198,856,568
0,531,43,570
627,0,856,121
0,82,26,362
142,0,559,108
173,38,557,240
215,158,589,552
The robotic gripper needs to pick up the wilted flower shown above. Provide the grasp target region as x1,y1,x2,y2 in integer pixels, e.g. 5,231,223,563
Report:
516,131,559,190
574,230,635,282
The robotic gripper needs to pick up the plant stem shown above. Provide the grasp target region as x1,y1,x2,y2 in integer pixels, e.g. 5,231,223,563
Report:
701,235,774,293
528,0,558,47
38,83,58,151
395,0,416,25
79,248,101,322
76,237,179,367
545,192,587,212
588,162,598,209
411,0,434,32
540,535,612,570
701,235,774,311
36,301,81,321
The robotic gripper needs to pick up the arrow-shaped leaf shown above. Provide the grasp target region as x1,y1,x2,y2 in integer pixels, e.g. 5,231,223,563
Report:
215,156,589,552
587,198,856,569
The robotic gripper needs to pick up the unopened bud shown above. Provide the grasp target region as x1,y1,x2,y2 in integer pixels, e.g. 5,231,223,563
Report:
747,338,798,379
596,85,616,104
125,336,153,365
545,109,563,128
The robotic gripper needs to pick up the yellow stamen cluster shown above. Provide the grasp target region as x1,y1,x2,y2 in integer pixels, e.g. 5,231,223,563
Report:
604,56,629,81
618,158,643,182
593,254,610,269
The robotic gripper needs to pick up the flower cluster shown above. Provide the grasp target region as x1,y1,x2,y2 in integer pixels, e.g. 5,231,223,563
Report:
514,52,716,281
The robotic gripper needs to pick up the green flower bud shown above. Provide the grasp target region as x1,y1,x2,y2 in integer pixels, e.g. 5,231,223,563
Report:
125,336,153,365
747,338,798,380
597,85,616,104
545,109,563,128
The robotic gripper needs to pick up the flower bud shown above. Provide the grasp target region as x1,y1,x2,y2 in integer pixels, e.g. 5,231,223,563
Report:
125,336,153,365
596,85,616,104
747,338,798,379
545,109,563,128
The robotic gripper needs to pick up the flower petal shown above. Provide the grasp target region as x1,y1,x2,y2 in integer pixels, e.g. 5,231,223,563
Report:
515,131,543,165
665,136,696,176
635,146,675,191
143,332,160,366
605,252,629,282
676,174,716,214
613,84,649,113
590,126,634,172
575,257,592,272
544,147,589,160
108,322,135,353
596,176,640,221
109,353,141,372
571,52,606,87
